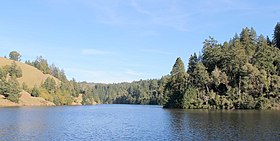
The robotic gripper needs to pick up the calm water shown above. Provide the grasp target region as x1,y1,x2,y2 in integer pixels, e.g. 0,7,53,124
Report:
0,105,279,141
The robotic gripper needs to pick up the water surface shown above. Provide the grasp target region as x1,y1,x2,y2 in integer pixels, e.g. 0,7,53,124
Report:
0,105,279,141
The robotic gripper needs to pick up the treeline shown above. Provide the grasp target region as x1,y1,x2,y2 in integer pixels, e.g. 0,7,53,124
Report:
2,23,280,110
25,56,67,82
86,78,167,105
87,23,280,110
164,23,280,109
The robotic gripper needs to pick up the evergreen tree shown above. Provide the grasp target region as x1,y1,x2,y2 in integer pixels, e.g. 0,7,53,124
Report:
7,62,22,78
240,27,256,57
211,67,228,95
6,77,21,103
163,57,187,108
267,36,272,46
193,62,210,93
273,22,280,49
187,53,198,84
202,36,222,72
42,77,56,94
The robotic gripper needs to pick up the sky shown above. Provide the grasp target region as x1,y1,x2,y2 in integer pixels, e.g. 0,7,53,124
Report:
0,0,279,83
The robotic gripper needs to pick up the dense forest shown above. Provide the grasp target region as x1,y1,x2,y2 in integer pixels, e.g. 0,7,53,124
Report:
163,23,280,109
90,23,280,110
86,78,167,105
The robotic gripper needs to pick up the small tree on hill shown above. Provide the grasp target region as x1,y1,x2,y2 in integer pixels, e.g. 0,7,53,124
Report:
9,51,21,61
31,85,40,97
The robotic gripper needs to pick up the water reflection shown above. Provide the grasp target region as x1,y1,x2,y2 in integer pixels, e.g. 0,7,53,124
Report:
0,105,279,141
165,109,280,141
0,107,57,141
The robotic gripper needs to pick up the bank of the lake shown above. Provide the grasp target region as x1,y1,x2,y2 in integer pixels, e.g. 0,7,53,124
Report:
0,104,279,141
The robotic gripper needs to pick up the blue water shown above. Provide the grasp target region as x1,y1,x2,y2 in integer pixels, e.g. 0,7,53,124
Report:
0,105,279,141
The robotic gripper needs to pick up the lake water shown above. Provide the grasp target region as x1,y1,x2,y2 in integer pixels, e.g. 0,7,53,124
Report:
0,105,279,141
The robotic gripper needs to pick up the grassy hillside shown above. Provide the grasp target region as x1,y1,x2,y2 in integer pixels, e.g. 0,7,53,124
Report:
0,57,86,106
0,91,55,106
0,57,60,88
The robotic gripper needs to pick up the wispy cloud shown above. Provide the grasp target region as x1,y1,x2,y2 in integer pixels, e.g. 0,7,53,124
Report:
77,0,191,31
44,0,280,33
81,49,113,56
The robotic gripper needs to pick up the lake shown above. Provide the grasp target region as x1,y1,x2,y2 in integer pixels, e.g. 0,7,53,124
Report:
0,105,279,141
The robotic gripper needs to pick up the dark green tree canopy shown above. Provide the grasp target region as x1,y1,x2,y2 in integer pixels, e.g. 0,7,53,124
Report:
171,57,185,76
163,57,188,108
273,22,280,49
162,25,280,110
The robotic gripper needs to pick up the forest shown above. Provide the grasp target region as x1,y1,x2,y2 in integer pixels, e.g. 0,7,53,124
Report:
1,23,280,110
91,23,280,110
163,23,280,109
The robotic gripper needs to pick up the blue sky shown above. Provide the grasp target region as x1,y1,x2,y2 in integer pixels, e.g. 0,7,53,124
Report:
0,0,279,83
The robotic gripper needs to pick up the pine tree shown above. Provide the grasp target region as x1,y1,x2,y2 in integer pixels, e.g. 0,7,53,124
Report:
193,62,210,93
273,22,280,49
163,57,187,108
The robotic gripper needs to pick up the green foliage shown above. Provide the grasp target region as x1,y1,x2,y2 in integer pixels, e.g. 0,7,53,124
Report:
85,77,167,105
273,22,280,49
42,77,56,93
0,67,7,79
31,85,40,97
1,77,21,103
163,57,188,108
4,24,280,110
33,56,51,74
7,78,21,103
25,57,68,81
9,51,21,61
193,62,210,90
255,97,272,110
0,63,22,103
183,87,197,109
5,62,22,78
78,24,280,110
163,25,280,109
37,77,76,105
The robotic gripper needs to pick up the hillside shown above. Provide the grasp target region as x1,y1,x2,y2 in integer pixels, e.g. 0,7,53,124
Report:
0,56,85,106
0,91,55,106
0,57,60,88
